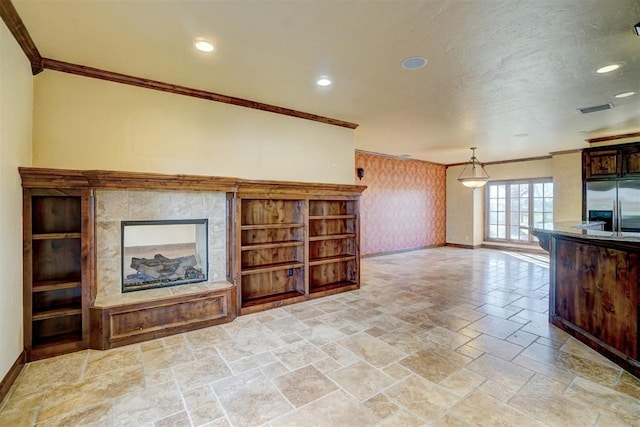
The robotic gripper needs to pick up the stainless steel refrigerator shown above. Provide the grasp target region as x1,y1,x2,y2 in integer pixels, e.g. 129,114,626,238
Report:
586,180,640,232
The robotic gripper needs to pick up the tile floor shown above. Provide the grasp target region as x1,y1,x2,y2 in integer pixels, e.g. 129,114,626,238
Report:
1,247,639,426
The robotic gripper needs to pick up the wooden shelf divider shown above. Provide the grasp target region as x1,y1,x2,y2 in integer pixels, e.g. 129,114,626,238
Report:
32,232,82,240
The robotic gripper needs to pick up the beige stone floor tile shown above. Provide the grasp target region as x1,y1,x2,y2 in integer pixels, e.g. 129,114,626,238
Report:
615,371,640,400
560,337,622,370
364,326,387,337
457,327,482,339
0,390,45,413
259,361,290,378
422,326,472,350
140,339,163,353
282,304,324,320
337,333,406,368
112,381,184,426
313,357,341,373
328,361,395,401
467,354,533,391
141,342,195,372
455,344,484,359
566,377,640,425
85,347,142,378
466,333,524,361
449,391,545,426
319,342,361,366
154,411,191,427
215,330,286,362
228,352,277,374
270,389,379,427
172,354,232,391
445,304,487,322
35,401,112,427
145,367,174,387
0,409,37,425
595,412,639,427
271,340,327,370
409,309,471,331
37,365,145,422
272,365,337,407
506,329,538,347
474,303,523,319
184,325,232,349
439,368,486,397
364,393,399,419
201,417,231,427
509,373,600,425
385,374,459,422
507,296,549,313
477,379,518,402
263,316,308,336
11,352,88,398
511,354,575,386
297,323,346,346
183,386,225,426
383,363,413,380
212,370,294,426
400,344,471,383
311,299,349,313
466,315,523,339
363,314,410,332
378,409,427,426
521,342,621,387
433,414,474,427
279,333,304,344
377,330,431,354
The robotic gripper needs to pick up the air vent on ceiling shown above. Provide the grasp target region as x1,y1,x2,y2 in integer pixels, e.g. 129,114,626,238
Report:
578,103,614,114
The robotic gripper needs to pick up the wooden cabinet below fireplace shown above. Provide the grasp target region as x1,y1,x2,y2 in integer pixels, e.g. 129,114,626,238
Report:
23,188,94,361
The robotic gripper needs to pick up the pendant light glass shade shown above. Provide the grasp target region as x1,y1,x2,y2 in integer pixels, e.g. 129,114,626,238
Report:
457,147,490,188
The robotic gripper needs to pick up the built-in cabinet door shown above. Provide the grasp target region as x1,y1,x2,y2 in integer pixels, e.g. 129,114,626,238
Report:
622,148,640,177
584,149,620,179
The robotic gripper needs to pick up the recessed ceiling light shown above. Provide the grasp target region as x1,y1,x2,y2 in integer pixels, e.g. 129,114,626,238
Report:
596,64,620,73
514,133,528,137
615,91,636,98
401,56,428,70
194,40,215,52
317,78,332,87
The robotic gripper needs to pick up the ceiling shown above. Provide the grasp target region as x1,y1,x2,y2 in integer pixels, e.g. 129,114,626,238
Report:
12,0,640,164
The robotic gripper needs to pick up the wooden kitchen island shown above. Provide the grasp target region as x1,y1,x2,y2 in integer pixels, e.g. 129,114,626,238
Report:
531,223,640,378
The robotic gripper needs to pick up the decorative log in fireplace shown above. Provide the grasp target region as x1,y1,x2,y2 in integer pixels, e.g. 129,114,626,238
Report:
127,254,205,283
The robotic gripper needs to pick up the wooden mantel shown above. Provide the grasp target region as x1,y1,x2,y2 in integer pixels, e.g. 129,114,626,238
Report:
18,167,367,196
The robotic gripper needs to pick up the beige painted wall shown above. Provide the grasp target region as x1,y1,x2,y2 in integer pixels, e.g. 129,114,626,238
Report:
32,72,355,184
0,22,33,378
552,152,583,222
446,158,554,246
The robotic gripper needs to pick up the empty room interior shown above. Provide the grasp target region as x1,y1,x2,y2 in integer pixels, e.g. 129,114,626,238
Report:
1,0,640,425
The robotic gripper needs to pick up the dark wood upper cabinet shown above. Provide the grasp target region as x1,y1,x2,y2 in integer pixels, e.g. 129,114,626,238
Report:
622,147,640,177
583,142,640,181
584,149,620,179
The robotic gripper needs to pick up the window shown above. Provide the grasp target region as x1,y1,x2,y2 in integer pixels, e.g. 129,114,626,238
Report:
486,179,553,243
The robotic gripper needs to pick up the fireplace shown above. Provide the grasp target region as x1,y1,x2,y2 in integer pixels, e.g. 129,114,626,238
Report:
121,219,208,292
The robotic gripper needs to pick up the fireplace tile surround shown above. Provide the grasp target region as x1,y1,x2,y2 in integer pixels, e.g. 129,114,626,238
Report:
94,190,228,306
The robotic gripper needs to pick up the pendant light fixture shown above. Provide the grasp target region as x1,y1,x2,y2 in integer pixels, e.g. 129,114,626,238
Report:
457,147,490,188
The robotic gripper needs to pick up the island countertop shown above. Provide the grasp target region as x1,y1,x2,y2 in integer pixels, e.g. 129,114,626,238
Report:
524,221,640,251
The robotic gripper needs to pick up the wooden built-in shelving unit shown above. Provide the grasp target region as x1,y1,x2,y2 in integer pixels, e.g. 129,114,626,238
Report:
19,167,365,357
308,200,359,296
23,189,93,361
